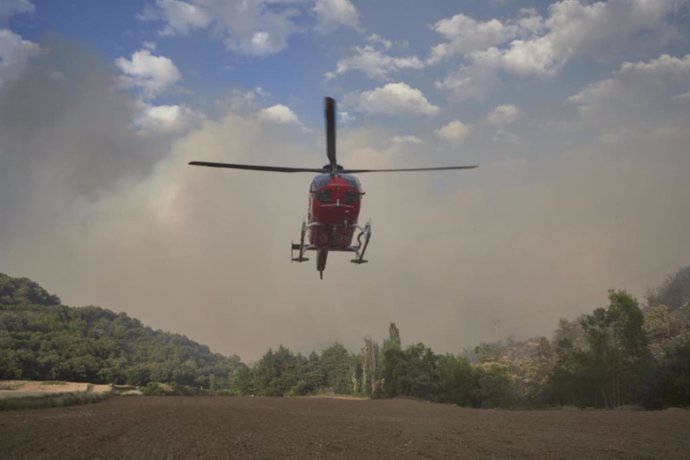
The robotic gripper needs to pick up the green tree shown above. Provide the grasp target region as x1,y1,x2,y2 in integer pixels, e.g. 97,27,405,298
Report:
436,354,474,406
231,364,253,395
582,290,650,407
320,343,352,394
383,343,438,399
549,290,651,408
251,346,304,396
472,362,516,408
360,337,381,397
299,351,325,394
647,340,690,408
386,323,401,350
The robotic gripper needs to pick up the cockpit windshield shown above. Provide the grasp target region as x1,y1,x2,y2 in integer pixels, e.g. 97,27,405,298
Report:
311,174,331,191
341,174,362,192
310,174,363,192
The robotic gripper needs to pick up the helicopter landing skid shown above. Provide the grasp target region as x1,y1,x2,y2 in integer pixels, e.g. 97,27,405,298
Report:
350,221,371,264
291,221,312,262
290,221,371,266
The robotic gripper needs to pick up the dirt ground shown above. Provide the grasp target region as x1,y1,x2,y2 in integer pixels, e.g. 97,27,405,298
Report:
1,397,689,459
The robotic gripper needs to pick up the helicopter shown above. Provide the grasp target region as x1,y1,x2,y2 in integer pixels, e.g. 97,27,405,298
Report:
189,97,477,279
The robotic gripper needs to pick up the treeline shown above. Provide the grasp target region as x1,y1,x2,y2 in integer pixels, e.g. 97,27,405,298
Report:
2,266,689,409
0,273,241,388
233,267,690,409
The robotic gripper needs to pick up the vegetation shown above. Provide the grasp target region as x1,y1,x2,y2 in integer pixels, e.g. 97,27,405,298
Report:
232,267,690,410
2,265,690,409
0,273,241,388
0,391,110,411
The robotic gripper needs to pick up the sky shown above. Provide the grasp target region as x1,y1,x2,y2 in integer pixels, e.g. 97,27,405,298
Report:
1,0,689,361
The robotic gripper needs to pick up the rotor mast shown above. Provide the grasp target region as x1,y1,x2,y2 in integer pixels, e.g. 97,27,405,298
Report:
325,97,337,176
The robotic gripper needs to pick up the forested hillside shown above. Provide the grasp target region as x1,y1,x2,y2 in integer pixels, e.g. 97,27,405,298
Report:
0,273,241,388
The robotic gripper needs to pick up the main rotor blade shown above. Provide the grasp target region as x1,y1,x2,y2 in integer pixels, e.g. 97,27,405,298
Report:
341,165,478,174
189,161,325,173
325,97,336,173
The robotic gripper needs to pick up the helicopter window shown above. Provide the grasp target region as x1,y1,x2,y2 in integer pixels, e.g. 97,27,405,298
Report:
316,189,332,202
344,191,360,204
342,174,363,192
311,175,331,191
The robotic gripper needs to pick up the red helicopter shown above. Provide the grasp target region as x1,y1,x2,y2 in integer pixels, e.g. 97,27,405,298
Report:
189,97,477,279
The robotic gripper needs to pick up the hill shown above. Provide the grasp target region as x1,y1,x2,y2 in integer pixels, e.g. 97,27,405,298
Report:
0,273,241,388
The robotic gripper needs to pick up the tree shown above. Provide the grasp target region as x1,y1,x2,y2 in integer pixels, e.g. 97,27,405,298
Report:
546,291,653,408
647,265,690,311
647,339,690,408
320,343,352,394
360,337,381,397
474,342,503,363
436,354,474,406
383,343,438,399
300,351,325,394
644,303,690,359
472,362,516,408
251,346,304,396
387,323,401,350
231,365,253,395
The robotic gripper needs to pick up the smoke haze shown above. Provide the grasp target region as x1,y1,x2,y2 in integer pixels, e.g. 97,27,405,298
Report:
2,41,689,361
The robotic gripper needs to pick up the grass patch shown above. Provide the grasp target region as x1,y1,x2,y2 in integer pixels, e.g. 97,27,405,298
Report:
0,391,111,411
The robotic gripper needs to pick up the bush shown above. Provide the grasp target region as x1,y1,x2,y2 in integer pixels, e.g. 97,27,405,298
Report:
141,382,167,396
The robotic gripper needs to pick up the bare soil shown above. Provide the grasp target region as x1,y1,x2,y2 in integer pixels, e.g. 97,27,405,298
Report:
1,397,689,459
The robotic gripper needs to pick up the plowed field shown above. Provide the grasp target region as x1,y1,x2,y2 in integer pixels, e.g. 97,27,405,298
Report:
1,397,689,459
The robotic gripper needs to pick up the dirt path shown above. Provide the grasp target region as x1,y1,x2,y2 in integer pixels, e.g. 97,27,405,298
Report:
0,380,111,399
1,397,689,459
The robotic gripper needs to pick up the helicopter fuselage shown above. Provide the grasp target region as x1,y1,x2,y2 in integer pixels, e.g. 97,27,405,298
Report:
308,173,363,249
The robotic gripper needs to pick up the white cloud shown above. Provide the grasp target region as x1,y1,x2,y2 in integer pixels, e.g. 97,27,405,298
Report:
487,104,521,125
141,0,211,36
313,0,361,32
141,0,304,56
367,33,392,50
0,28,41,87
390,135,422,146
339,110,355,123
331,45,424,80
258,104,300,124
435,48,503,100
115,49,181,98
430,15,517,65
134,102,205,135
428,8,543,64
437,0,681,99
435,120,470,141
0,0,34,22
569,53,690,131
349,82,440,116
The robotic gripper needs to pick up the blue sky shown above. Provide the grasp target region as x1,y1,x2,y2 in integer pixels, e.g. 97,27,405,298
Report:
2,0,690,359
10,0,688,127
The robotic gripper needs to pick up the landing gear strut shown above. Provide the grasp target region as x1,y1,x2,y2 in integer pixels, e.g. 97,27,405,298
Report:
316,250,328,280
290,220,372,279
290,222,310,262
351,221,371,265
